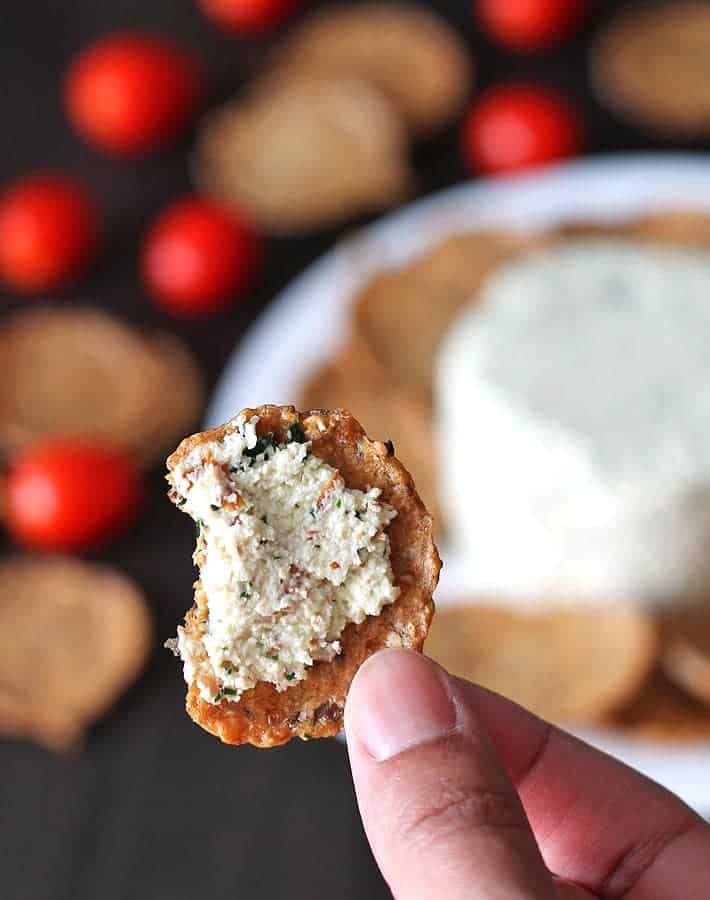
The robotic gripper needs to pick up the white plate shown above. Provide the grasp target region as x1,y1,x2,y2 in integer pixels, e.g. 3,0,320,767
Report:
209,154,710,813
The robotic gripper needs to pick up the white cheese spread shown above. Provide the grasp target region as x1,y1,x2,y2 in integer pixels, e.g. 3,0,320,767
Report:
168,415,399,702
437,241,710,608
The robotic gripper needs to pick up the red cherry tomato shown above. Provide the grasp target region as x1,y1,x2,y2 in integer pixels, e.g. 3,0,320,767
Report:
64,33,203,156
6,440,141,553
197,0,301,34
141,197,261,316
462,84,583,176
0,174,98,294
476,0,590,52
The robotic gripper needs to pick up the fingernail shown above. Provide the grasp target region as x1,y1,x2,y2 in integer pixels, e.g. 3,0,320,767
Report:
346,649,457,762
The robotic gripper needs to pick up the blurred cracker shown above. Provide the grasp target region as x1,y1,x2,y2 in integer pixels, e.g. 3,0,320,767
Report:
660,609,710,708
623,210,710,250
591,2,710,137
0,308,204,467
265,3,473,135
171,405,440,747
0,557,152,751
300,338,441,528
609,668,710,742
195,75,412,234
426,604,658,726
353,230,536,396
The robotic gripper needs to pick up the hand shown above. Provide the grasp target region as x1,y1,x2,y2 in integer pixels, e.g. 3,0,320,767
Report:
345,649,710,899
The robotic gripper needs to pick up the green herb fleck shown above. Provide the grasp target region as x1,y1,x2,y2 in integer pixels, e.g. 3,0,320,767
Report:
267,650,279,660
261,514,268,524
286,672,296,681
222,687,237,696
240,591,251,600
287,421,307,444
213,691,223,703
177,496,186,507
354,511,362,520
210,504,220,511
273,555,283,560
244,432,274,459
314,544,321,550
336,499,342,508
309,508,316,519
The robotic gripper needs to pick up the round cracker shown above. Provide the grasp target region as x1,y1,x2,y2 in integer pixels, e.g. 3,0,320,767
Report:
167,405,441,747
195,76,412,233
267,3,473,135
299,339,441,529
660,609,710,708
0,308,204,466
0,557,152,750
591,2,710,136
425,605,658,725
353,230,536,396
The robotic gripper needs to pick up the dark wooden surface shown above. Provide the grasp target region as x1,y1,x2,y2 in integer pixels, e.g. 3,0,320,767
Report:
0,1,696,898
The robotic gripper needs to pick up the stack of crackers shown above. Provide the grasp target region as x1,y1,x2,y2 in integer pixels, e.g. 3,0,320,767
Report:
195,3,473,233
301,210,710,741
0,307,206,750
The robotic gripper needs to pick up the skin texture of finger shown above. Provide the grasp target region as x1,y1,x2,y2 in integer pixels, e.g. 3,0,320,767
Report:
453,677,710,899
346,649,557,900
554,878,599,899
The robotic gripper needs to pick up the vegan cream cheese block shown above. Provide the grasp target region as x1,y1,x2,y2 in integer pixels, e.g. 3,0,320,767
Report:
437,241,710,607
166,405,439,747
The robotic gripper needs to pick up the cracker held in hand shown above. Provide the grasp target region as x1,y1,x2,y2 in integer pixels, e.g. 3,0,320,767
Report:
0,557,151,751
591,2,710,136
166,405,440,747
271,3,473,135
0,308,204,466
426,605,657,725
196,76,411,233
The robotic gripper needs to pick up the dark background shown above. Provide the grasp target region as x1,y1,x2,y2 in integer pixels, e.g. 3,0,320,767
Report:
0,1,698,898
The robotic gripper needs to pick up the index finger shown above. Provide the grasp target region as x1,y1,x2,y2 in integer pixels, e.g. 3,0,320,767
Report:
456,677,710,899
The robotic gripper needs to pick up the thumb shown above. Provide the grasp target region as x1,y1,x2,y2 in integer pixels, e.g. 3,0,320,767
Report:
345,649,557,900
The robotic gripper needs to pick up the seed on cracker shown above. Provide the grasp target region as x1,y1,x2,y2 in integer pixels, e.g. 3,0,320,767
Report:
354,231,535,396
425,604,657,725
0,308,204,466
166,405,440,747
195,76,412,233
0,557,152,751
268,3,473,135
591,2,710,136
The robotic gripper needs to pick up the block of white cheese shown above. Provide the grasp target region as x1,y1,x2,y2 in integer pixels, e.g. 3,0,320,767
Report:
436,241,710,607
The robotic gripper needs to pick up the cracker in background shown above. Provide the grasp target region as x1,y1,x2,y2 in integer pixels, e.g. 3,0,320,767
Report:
0,308,204,466
300,339,441,528
610,668,710,742
660,609,710,709
591,2,710,137
426,604,658,726
268,3,473,136
195,76,412,234
353,231,536,396
169,405,440,747
0,557,152,751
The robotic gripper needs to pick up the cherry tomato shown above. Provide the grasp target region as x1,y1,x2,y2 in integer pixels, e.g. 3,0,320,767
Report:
462,84,583,176
5,440,141,553
64,33,203,156
0,174,98,295
197,0,301,34
476,0,590,52
141,197,261,316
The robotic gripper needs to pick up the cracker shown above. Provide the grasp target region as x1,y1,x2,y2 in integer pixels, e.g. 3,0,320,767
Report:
353,230,536,396
0,308,204,466
299,339,441,529
660,609,710,708
168,405,440,747
268,3,473,135
425,605,658,725
625,210,710,250
591,2,710,136
195,76,412,233
610,668,710,743
0,557,152,751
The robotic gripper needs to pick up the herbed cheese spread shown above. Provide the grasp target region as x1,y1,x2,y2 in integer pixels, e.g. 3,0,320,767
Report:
168,415,399,703
437,241,710,607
